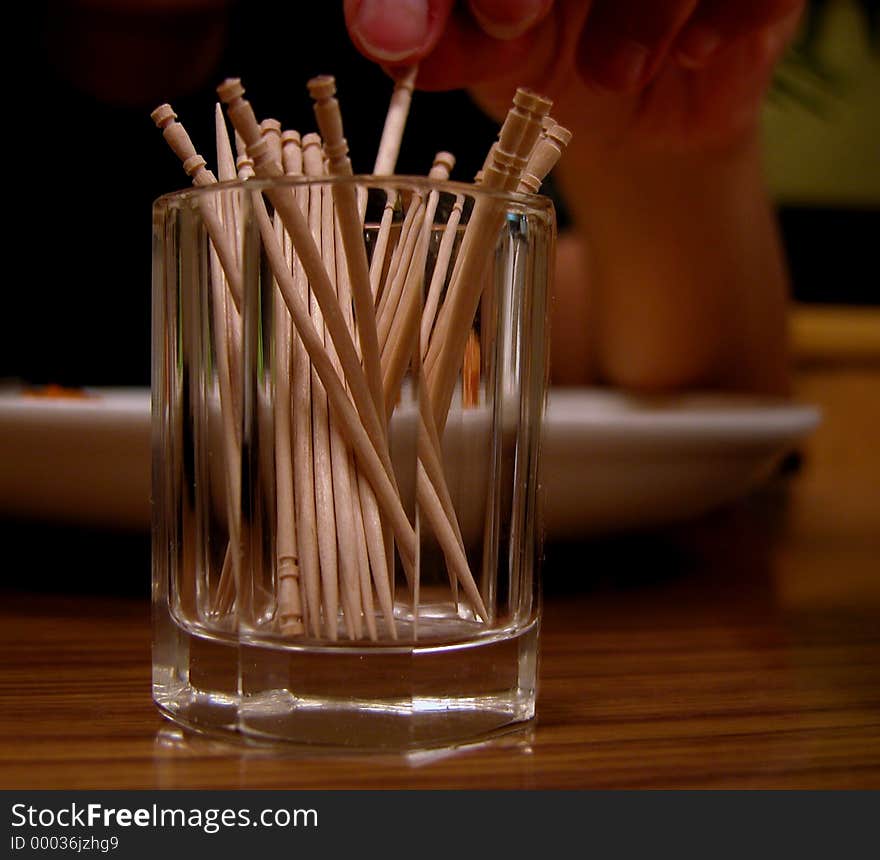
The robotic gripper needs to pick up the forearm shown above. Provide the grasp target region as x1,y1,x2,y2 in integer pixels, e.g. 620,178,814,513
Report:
553,132,791,395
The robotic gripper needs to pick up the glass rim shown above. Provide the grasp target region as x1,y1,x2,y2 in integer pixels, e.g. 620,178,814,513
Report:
152,172,556,214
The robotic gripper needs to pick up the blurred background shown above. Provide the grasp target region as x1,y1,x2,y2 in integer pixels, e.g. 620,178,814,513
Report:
763,0,879,306
2,0,878,389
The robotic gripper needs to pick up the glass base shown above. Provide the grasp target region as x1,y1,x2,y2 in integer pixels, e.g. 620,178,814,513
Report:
153,617,538,750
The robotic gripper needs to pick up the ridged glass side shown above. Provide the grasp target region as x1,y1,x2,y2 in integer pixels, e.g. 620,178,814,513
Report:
152,177,554,748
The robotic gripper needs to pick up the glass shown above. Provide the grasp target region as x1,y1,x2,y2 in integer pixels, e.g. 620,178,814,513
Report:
152,174,555,748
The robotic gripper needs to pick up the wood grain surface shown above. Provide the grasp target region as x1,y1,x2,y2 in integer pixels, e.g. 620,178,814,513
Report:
1,368,878,789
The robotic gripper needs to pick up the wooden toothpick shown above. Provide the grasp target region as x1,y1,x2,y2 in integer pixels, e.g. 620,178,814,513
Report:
236,153,255,180
517,121,572,194
217,83,415,588
213,101,244,414
424,88,552,429
263,119,305,636
368,193,398,301
308,75,388,433
366,66,418,291
215,103,237,182
376,196,425,347
152,103,243,616
302,133,341,640
247,184,419,578
282,129,323,637
420,191,464,355
380,152,454,404
273,252,305,635
218,80,392,493
151,103,243,314
373,66,417,176
319,152,367,640
216,102,246,295
331,187,394,639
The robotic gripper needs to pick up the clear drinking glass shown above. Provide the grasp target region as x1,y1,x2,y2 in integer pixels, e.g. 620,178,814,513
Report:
152,175,555,748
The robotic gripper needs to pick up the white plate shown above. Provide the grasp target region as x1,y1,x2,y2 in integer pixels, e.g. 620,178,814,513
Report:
0,387,819,536
0,388,152,530
543,389,819,537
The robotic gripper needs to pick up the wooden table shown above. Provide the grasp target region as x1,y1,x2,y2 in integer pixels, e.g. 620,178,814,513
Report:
1,367,878,789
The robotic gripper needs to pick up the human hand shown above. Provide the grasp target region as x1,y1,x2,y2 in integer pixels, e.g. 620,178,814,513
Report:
344,0,805,156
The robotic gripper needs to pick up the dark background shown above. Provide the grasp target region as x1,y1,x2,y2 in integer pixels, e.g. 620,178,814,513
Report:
4,2,498,389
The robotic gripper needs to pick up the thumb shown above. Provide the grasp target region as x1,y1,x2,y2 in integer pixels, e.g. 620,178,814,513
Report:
344,0,455,64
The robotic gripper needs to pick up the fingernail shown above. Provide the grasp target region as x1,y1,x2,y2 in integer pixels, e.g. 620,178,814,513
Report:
676,25,721,69
589,40,650,92
351,0,430,63
470,0,546,41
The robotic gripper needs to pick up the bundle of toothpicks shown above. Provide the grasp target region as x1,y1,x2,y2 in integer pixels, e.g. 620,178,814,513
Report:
153,68,571,642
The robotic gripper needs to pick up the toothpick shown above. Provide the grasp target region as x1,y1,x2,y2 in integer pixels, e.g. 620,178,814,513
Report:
380,153,454,401
262,120,305,636
319,153,365,640
368,194,397,301
308,75,388,432
217,83,415,585
377,150,451,359
417,458,488,621
283,129,322,637
260,118,283,166
420,191,464,355
348,457,379,640
216,103,237,180
214,103,244,419
248,184,418,580
218,79,392,495
152,103,243,616
373,151,486,617
376,195,425,347
308,76,413,612
236,153,254,181
213,103,247,614
234,129,248,161
517,121,572,193
215,102,238,182
281,129,303,175
302,133,341,640
151,104,243,314
273,251,305,635
377,189,423,308
355,470,397,636
424,89,552,429
366,67,418,296
209,237,242,619
333,199,392,640
214,104,244,412
373,67,417,176
492,88,552,192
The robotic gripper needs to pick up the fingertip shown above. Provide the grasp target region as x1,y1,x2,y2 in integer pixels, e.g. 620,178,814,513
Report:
346,0,449,64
